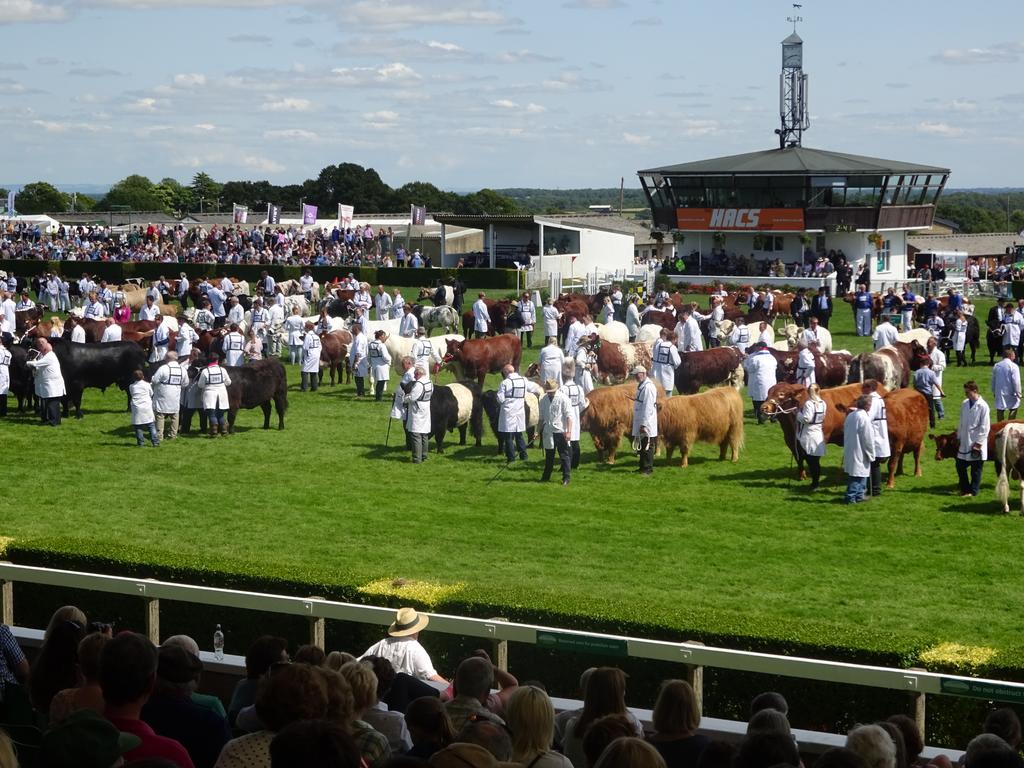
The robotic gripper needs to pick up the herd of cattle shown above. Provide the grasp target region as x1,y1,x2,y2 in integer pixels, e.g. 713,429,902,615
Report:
10,279,1024,508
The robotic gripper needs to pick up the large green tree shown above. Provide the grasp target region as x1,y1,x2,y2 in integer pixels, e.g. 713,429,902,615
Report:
157,178,196,214
191,172,223,212
15,182,70,214
97,175,171,212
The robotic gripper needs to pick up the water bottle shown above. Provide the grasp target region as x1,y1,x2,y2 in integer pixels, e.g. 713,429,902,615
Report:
213,624,224,661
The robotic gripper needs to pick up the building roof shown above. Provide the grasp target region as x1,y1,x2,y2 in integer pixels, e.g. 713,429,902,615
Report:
907,232,1022,257
638,146,950,177
431,214,536,227
557,213,657,243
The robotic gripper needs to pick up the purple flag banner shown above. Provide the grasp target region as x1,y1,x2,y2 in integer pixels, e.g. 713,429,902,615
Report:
338,203,354,229
268,204,280,225
303,203,318,225
410,204,426,226
232,204,247,224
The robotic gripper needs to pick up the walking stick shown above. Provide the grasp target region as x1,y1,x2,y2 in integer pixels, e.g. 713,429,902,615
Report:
486,459,511,486
385,416,392,447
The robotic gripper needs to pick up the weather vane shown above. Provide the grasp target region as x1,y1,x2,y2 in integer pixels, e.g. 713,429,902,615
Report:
787,3,803,32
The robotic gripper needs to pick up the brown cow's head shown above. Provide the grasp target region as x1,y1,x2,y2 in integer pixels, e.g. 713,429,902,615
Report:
442,338,463,363
930,432,957,461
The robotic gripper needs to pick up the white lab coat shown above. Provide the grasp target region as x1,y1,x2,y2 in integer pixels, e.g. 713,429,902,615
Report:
795,348,816,387
956,397,991,461
391,295,406,319
991,358,1022,410
625,303,641,339
675,316,703,352
375,292,393,320
559,381,587,441
497,372,528,432
223,331,245,367
176,324,199,357
953,319,968,352
743,350,777,401
539,389,573,450
129,380,155,425
867,390,891,459
651,339,680,394
0,347,10,395
150,320,172,363
542,305,560,338
796,397,826,457
368,339,392,382
198,364,231,410
873,323,898,350
151,362,185,414
564,321,585,356
301,332,322,374
842,409,875,477
518,300,535,331
284,315,305,346
539,345,564,386
411,338,434,379
100,324,122,343
1002,314,1023,348
350,333,368,377
391,369,414,419
730,324,751,354
574,346,594,394
226,304,244,326
139,304,160,321
399,313,419,338
472,299,490,333
929,347,946,387
631,377,658,437
27,351,65,398
70,325,86,344
404,379,432,433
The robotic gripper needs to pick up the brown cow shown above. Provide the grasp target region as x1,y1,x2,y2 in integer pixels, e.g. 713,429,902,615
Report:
442,336,522,388
580,380,666,464
931,420,1024,471
768,348,849,388
578,335,653,385
460,298,513,338
878,388,929,487
847,346,910,390
639,308,677,329
319,331,350,385
15,307,42,334
760,380,887,479
674,347,744,395
659,387,744,467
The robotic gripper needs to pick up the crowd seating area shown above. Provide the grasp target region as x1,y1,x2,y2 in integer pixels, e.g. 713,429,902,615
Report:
0,604,1020,768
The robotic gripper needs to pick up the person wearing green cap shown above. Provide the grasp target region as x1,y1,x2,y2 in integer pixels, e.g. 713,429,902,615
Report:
41,709,141,768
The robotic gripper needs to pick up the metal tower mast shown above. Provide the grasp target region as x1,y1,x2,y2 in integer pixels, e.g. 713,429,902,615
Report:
776,5,809,148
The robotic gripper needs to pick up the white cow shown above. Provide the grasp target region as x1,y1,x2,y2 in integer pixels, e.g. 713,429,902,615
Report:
595,321,629,345
635,324,664,344
995,424,1024,514
783,323,833,353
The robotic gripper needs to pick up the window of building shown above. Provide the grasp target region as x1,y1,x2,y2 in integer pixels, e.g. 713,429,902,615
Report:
754,235,785,252
875,239,891,273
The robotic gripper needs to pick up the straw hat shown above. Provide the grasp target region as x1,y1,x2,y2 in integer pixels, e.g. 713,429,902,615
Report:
631,365,647,375
543,378,559,394
388,607,429,637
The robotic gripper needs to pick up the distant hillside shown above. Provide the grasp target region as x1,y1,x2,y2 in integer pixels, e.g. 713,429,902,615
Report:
496,187,648,214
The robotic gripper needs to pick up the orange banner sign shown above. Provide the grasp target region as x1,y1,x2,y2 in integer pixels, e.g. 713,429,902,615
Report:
675,208,806,231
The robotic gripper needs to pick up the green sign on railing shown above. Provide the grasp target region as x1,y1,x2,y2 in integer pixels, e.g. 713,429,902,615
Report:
536,631,628,657
940,678,1024,703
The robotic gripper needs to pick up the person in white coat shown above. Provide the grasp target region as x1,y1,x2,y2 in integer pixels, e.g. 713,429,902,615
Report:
842,395,876,504
872,317,898,350
151,351,185,441
300,322,322,392
390,289,406,320
369,329,393,401
560,361,588,470
926,336,947,420
795,341,815,388
198,354,232,437
0,341,10,417
956,381,990,497
631,365,658,475
139,295,161,322
350,323,369,396
226,297,244,327
1001,306,1023,356
730,318,751,354
403,365,433,464
175,321,199,358
952,310,969,367
391,356,415,448
497,364,531,464
542,298,560,341
472,293,490,338
69,318,87,344
284,307,305,364
539,378,573,485
864,383,892,497
742,343,777,423
150,316,174,363
399,304,419,338
410,328,434,381
796,384,826,490
564,315,585,357
538,337,564,387
374,285,393,321
222,324,245,367
128,369,159,447
517,292,536,348
26,338,65,426
674,308,703,353
100,318,122,343
651,328,680,395
991,348,1022,421
625,296,641,342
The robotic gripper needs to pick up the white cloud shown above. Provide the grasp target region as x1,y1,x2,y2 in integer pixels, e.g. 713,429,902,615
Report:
623,132,650,145
92,0,299,6
378,62,421,81
173,73,207,87
563,0,624,7
344,1,507,29
32,119,67,132
194,123,216,131
263,128,318,140
917,121,964,138
498,49,560,63
947,98,977,112
261,97,311,112
363,110,399,122
525,102,546,113
678,119,718,137
0,0,69,24
242,155,285,173
125,97,161,113
491,99,518,109
331,62,421,85
931,42,1024,65
632,16,661,26
427,40,463,52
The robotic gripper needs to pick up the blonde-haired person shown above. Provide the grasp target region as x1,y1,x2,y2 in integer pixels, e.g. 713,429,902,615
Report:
339,661,391,768
594,737,667,768
0,729,17,768
506,686,572,767
646,680,709,768
796,383,827,490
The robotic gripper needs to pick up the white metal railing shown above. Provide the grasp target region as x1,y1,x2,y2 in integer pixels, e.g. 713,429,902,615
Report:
2,562,1023,738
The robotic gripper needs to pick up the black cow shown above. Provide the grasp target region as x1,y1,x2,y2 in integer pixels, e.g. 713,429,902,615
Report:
15,307,42,334
430,381,484,453
7,345,34,411
186,358,288,432
44,337,147,418
939,312,979,364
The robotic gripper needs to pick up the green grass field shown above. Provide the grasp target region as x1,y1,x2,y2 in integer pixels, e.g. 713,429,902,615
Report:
3,293,1022,677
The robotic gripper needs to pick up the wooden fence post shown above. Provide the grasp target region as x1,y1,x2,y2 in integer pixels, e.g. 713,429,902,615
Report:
685,640,705,710
489,617,508,672
910,666,927,742
0,574,12,627
307,597,325,649
144,597,160,645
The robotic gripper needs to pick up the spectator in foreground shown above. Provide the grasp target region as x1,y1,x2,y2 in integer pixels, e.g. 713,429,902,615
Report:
100,631,194,767
593,737,667,768
405,695,456,761
845,724,896,768
886,715,924,767
40,708,142,768
734,732,800,768
163,635,226,718
746,708,791,737
962,734,1016,768
269,719,362,768
984,708,1022,750
30,616,85,715
49,631,109,723
445,657,505,732
362,655,414,753
339,661,392,768
646,680,709,768
564,667,641,768
227,635,288,727
505,685,572,767
874,721,907,768
813,747,869,768
580,714,638,768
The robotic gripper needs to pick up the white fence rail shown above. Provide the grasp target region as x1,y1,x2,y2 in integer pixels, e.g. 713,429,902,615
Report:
2,561,1022,739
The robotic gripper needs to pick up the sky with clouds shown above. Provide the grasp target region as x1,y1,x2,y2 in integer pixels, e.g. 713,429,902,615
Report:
1,0,1022,190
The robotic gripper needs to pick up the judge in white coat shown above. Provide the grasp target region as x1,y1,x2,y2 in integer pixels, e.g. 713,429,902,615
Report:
538,336,564,387
625,297,641,341
542,298,560,340
497,364,532,464
729,319,751,354
100,317,122,343
742,343,777,423
128,370,159,447
472,293,490,338
631,365,658,476
0,342,10,417
151,351,185,441
796,384,826,490
410,328,434,381
539,378,573,485
399,304,419,338
574,343,595,394
564,316,585,357
872,317,898,350
865,383,891,498
374,285,393,321
368,329,393,401
300,323,322,392
956,381,990,497
350,323,369,396
26,338,65,426
391,356,415,450
991,348,1022,421
651,328,680,395
926,336,947,420
517,292,536,348
175,321,199,358
284,307,305,364
149,316,174,363
842,394,876,504
674,308,703,353
795,341,816,388
222,324,245,367
69,318,87,344
403,365,433,464
560,361,588,470
197,354,232,436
